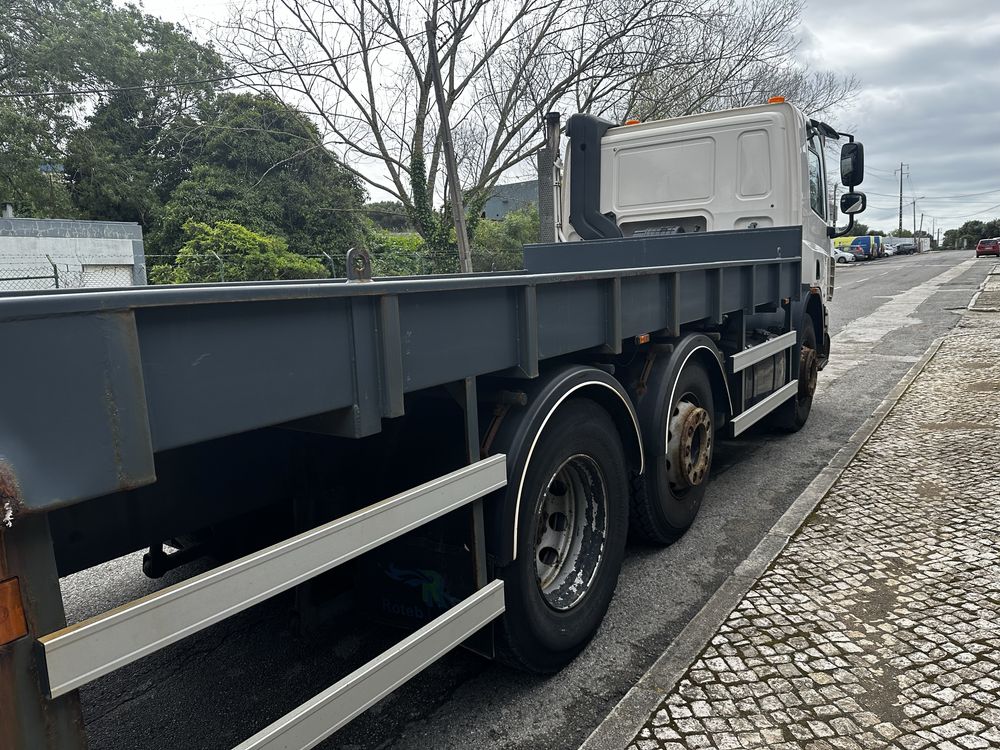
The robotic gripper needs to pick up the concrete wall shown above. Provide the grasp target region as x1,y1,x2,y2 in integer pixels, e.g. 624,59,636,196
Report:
0,218,146,291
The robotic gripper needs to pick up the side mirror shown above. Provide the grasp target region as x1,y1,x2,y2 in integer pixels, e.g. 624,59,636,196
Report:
840,142,864,187
840,191,867,215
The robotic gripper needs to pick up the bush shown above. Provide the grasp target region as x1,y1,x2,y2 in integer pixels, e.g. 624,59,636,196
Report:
471,205,536,271
367,230,459,276
150,221,329,284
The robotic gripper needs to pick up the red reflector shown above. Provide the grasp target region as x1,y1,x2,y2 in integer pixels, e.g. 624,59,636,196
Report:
0,577,28,646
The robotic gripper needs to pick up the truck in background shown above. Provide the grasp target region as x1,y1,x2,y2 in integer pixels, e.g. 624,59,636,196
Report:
848,234,882,260
0,100,866,749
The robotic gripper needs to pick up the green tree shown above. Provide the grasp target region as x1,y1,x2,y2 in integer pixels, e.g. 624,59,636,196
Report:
149,94,365,266
0,0,222,217
66,16,225,227
941,218,1000,249
365,201,414,232
150,221,328,284
471,206,538,271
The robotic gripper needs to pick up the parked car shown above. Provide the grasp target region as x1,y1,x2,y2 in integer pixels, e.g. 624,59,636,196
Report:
894,242,916,255
832,248,855,263
976,238,1000,257
883,245,896,256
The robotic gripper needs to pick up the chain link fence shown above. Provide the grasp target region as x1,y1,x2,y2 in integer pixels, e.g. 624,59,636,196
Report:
0,247,518,293
0,262,139,292
0,266,60,292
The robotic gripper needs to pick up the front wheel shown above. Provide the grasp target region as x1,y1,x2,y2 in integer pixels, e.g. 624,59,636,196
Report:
496,399,629,673
630,360,715,545
770,317,818,433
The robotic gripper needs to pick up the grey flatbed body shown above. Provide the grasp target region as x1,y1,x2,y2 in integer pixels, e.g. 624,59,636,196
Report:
0,227,801,516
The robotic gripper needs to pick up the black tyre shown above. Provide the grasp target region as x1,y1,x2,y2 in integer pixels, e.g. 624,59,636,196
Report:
770,316,818,433
631,360,715,545
496,399,629,673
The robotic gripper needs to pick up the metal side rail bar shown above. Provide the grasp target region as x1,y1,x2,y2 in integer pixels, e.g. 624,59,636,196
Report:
235,580,505,750
730,330,797,374
730,381,798,436
39,455,507,698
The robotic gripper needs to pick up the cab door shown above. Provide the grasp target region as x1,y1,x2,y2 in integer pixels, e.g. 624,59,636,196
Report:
803,134,831,296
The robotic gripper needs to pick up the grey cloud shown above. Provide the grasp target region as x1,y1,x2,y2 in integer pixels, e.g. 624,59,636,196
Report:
799,0,1000,229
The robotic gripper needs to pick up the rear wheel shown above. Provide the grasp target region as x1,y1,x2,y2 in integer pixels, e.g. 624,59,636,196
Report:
497,399,629,673
771,317,818,433
630,360,715,545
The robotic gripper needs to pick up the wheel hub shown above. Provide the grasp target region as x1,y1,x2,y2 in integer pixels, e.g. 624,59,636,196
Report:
533,454,608,611
667,401,712,489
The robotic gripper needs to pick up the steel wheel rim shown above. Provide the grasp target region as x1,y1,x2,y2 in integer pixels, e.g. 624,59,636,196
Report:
532,454,609,611
666,393,712,494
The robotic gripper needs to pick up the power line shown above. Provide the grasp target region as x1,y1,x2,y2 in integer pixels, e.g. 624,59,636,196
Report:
922,203,1000,221
0,32,424,100
0,63,316,99
862,187,1000,200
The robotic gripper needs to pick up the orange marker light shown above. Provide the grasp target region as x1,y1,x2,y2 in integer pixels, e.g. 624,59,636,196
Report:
768,96,786,104
636,333,651,344
624,119,641,125
0,577,28,646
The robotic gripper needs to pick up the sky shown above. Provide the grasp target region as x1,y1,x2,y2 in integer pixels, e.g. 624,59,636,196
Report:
138,0,1000,235
797,0,1000,234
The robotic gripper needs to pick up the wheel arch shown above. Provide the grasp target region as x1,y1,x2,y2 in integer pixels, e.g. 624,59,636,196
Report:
482,364,642,566
639,334,733,427
679,341,734,426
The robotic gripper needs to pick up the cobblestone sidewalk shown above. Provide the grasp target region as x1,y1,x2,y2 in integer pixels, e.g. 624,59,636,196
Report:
628,309,1000,750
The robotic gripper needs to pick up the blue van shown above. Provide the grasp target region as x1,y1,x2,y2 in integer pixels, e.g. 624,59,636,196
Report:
849,235,881,260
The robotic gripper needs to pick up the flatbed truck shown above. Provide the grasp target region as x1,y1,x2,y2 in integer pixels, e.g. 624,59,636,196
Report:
0,100,867,749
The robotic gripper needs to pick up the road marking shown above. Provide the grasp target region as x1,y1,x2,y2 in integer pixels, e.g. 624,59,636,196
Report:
835,270,891,288
819,259,977,394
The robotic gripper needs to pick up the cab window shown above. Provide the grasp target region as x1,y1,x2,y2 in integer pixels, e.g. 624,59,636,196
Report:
807,146,826,219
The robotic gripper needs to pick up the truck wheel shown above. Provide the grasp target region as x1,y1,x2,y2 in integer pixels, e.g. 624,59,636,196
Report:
771,317,818,433
497,399,628,673
631,360,715,545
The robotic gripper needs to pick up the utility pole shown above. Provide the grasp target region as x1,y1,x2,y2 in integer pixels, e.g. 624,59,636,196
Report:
895,163,909,234
425,19,472,274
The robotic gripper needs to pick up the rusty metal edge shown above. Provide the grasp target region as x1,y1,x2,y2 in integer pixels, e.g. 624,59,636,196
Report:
578,334,947,750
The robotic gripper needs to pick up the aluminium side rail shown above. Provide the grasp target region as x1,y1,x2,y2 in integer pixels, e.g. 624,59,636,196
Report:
30,457,506,750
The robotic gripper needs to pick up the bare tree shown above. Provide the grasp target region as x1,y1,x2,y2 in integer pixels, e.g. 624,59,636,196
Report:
220,0,855,253
624,0,857,120
220,0,710,247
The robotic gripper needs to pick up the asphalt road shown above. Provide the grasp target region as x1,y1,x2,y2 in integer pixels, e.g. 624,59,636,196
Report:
62,250,990,750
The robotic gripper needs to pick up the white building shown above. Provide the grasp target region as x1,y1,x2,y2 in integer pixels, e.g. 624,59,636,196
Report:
0,216,147,292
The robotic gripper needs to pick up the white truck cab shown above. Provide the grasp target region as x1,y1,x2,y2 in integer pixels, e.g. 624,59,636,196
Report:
552,101,865,304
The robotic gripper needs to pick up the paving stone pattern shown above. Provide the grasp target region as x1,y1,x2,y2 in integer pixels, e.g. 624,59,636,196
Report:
971,265,1000,311
629,312,1000,750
